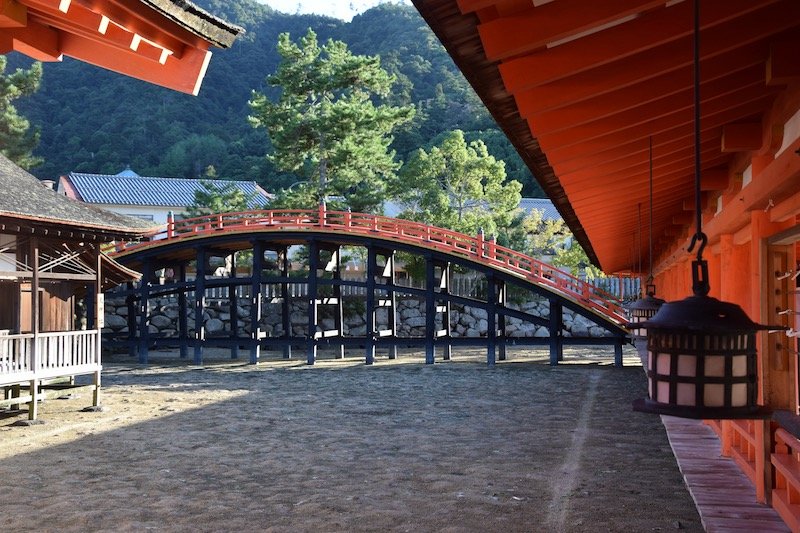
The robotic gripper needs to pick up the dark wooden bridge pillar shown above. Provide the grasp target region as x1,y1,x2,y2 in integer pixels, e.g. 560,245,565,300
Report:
307,240,319,365
549,299,563,366
498,280,507,362
365,245,377,365
137,259,152,364
229,253,239,360
425,253,436,364
194,247,206,365
125,281,137,359
440,262,452,361
386,251,398,360
250,241,263,364
178,263,188,359
486,274,497,367
280,247,292,359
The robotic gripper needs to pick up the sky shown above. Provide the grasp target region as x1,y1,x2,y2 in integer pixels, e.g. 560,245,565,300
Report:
257,0,411,21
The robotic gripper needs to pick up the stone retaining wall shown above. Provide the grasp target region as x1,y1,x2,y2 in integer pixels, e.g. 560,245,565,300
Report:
103,294,611,340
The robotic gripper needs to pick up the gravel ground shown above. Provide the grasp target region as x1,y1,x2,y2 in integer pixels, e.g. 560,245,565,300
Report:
0,347,702,532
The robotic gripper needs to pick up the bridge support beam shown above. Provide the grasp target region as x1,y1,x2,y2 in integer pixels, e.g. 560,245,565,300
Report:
498,280,507,362
307,240,319,365
425,254,436,364
194,247,206,365
386,251,398,360
125,281,136,359
441,262,452,361
549,299,563,366
250,242,263,364
365,245,377,365
137,259,152,364
487,275,497,367
280,247,292,359
229,253,239,360
178,263,188,359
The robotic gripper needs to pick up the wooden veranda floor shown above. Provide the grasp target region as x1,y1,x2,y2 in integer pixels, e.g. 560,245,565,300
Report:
662,416,789,532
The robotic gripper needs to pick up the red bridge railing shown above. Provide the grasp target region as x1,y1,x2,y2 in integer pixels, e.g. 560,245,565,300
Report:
109,206,628,326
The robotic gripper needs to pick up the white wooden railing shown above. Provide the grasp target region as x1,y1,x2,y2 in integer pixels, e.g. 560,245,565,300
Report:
0,330,100,386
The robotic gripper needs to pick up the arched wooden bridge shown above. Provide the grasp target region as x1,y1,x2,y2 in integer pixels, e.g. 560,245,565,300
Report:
106,206,630,366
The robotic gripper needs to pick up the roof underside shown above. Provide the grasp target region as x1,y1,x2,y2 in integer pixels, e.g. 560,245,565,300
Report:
414,0,800,273
0,0,243,95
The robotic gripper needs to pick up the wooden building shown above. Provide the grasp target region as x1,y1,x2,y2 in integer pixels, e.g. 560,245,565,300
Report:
0,0,241,418
413,0,800,528
0,153,154,418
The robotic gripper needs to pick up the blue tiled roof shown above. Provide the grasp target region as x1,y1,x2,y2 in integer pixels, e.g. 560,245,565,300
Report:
66,172,269,209
519,198,562,222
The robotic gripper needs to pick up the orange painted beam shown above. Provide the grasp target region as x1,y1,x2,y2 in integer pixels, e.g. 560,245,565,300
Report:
553,138,719,185
552,129,722,175
498,0,774,93
25,0,183,57
540,97,771,163
0,17,60,60
68,0,205,50
721,122,763,152
532,84,771,154
477,0,665,61
560,158,724,201
0,0,26,27
767,37,800,85
529,68,764,137
509,1,793,115
703,136,800,238
60,30,210,95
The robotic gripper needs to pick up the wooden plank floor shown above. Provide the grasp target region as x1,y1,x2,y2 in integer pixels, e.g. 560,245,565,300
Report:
662,416,790,533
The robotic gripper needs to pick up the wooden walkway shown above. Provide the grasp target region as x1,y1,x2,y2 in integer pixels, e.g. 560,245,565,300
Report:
662,416,790,532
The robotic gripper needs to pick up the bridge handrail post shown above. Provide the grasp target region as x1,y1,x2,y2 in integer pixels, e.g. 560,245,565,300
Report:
476,228,484,257
318,201,326,227
487,234,496,261
167,211,175,239
344,208,351,228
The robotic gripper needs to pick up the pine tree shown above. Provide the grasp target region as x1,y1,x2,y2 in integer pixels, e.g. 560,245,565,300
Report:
0,57,43,169
394,130,522,237
248,29,415,213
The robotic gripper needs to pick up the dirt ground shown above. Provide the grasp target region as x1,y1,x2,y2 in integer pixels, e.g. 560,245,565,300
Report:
0,346,702,532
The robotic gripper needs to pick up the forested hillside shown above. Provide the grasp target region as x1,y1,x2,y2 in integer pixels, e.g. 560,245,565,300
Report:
10,0,542,197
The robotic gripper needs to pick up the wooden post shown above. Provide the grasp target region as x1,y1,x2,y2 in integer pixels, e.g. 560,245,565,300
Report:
194,248,206,365
307,240,319,365
229,253,239,360
333,247,345,359
281,247,292,359
549,299,563,365
250,242,263,364
441,262,452,361
365,245,376,365
387,251,398,360
178,263,188,359
425,254,435,364
487,274,497,367
498,280,507,362
756,418,772,505
126,282,137,359
137,259,152,364
28,237,39,420
93,248,102,407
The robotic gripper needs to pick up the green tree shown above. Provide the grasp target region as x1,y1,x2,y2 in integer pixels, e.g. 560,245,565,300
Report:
185,167,258,217
0,57,42,168
394,130,522,237
248,29,415,213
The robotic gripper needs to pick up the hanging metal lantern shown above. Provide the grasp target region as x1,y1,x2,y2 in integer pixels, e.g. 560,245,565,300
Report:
628,284,665,335
633,260,775,419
